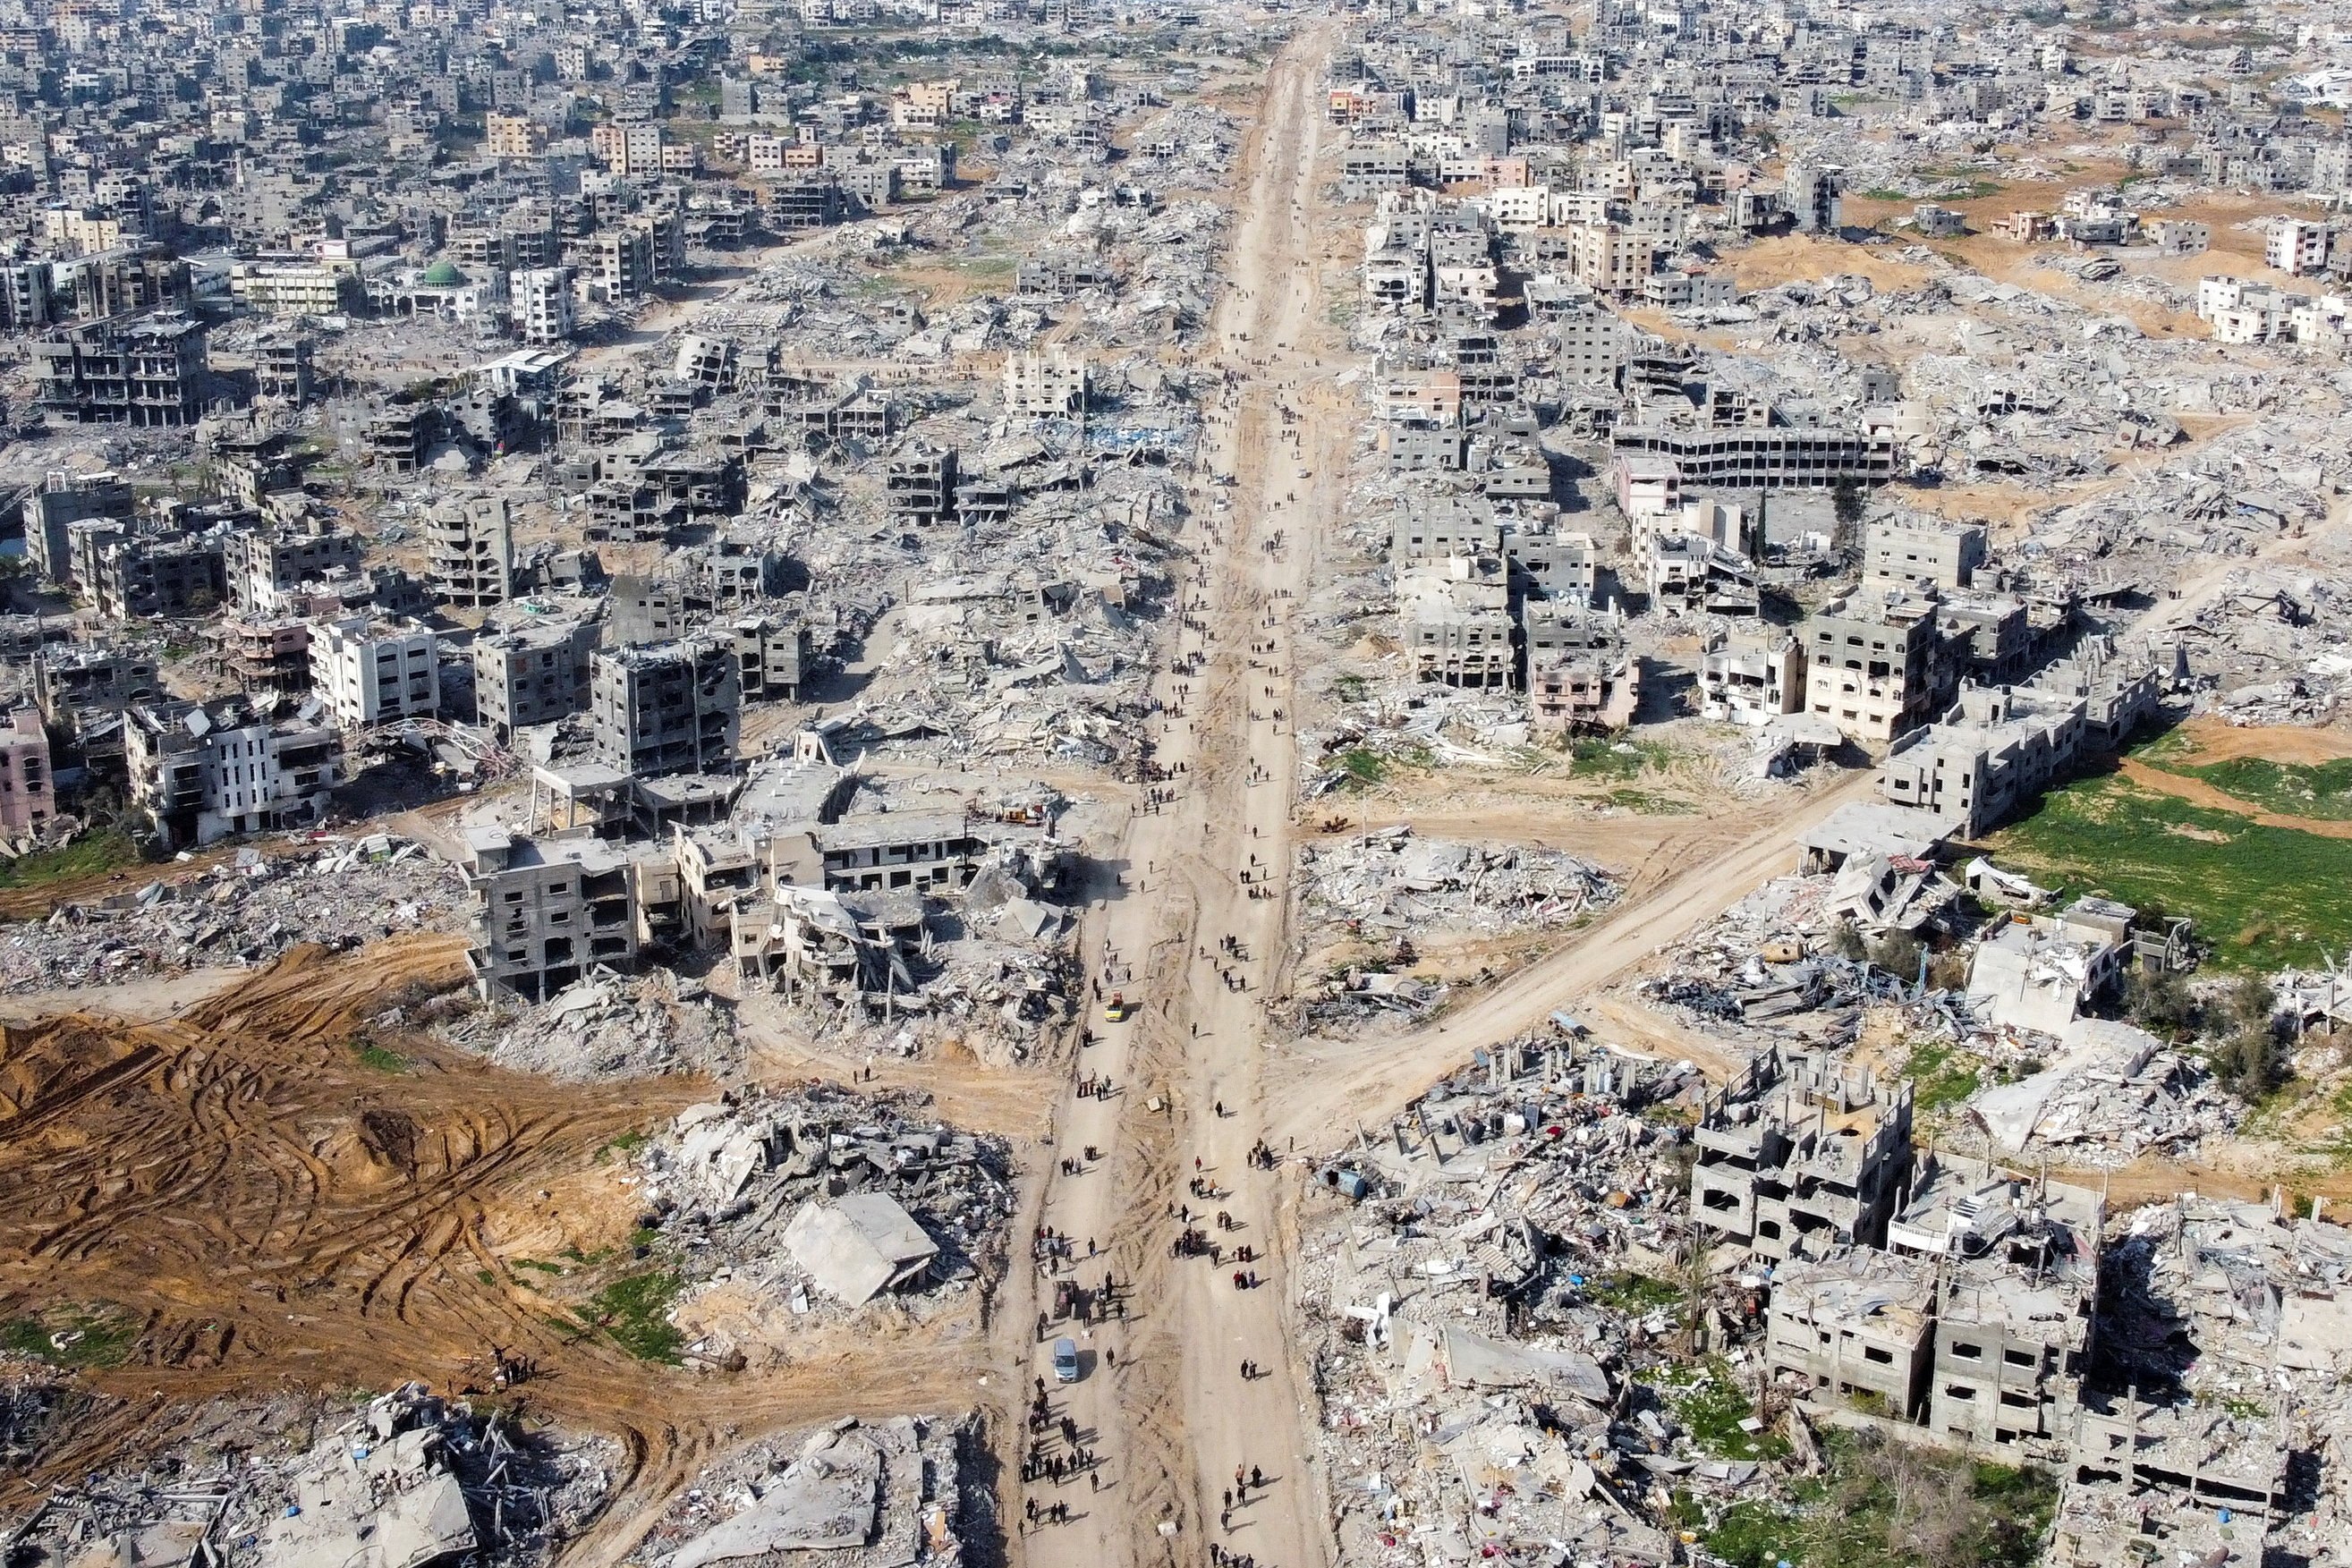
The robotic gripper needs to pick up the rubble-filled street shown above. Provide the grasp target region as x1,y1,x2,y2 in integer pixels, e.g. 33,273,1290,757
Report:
10,0,2352,1567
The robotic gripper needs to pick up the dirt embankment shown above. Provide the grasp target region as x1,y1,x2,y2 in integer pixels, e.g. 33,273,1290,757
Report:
0,937,1001,1559
2115,719,2352,838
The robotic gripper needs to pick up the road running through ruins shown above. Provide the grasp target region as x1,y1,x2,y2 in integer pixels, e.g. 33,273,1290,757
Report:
1010,19,1345,1568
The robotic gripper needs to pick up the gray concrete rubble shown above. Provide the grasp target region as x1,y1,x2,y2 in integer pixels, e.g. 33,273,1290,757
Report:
1,1386,615,1568
0,834,466,994
1287,829,1618,1037
627,1087,1012,1353
1299,826,1618,940
438,966,739,1081
1967,1017,2240,1165
628,1415,977,1568
1297,1028,1728,1568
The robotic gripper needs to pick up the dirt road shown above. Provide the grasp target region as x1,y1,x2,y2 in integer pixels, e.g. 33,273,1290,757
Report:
0,937,1006,1556
1265,767,1876,1145
1012,21,1342,1568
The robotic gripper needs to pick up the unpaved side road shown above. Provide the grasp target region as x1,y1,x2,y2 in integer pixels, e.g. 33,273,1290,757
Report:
1011,21,1341,1568
1263,487,2332,1150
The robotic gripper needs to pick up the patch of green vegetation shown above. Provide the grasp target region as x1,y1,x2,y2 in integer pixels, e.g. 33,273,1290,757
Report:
1711,1430,2055,1568
596,1130,650,1164
584,1270,685,1364
1651,1360,1790,1462
2135,726,2199,765
947,253,1017,281
1861,188,1907,202
0,828,145,892
1704,1498,1799,1568
1570,736,1676,781
511,1259,566,1276
2159,755,2352,821
1901,1039,1983,1112
1604,787,1696,815
352,1040,409,1074
1336,748,1388,789
1987,775,2352,970
1584,1273,1683,1312
1333,674,1371,704
0,1303,138,1369
476,1269,496,1286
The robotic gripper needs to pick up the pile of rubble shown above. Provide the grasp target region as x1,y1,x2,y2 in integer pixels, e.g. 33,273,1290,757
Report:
4,1385,614,1568
1636,873,1919,1047
2087,1196,2352,1564
1966,1018,2242,1166
624,1415,978,1568
442,968,741,1081
632,1087,1014,1347
1298,1034,1734,1568
1299,826,1618,941
0,835,467,994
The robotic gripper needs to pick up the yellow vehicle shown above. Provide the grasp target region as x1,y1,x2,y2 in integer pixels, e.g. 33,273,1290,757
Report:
1103,993,1134,1022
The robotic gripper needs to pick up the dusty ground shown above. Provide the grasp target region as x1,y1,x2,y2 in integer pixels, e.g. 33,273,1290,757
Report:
2166,716,2352,767
0,937,1001,1564
0,967,245,1025
2116,757,2352,839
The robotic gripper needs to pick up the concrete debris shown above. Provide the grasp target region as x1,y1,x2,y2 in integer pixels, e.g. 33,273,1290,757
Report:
630,1087,1013,1352
441,967,739,1081
1298,1030,1739,1568
1967,1016,2240,1166
3,1386,614,1568
629,1415,977,1568
1299,826,1618,939
0,835,465,995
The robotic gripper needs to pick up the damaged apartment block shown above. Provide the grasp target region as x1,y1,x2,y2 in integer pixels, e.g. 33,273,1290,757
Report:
1690,1046,1916,1261
589,640,741,778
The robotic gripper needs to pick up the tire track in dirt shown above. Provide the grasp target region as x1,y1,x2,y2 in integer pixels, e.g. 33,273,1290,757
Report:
0,935,1012,1560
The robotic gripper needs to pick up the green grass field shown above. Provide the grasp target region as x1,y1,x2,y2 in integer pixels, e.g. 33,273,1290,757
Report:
0,1302,138,1368
2149,750,2352,821
1987,775,2352,970
0,828,144,892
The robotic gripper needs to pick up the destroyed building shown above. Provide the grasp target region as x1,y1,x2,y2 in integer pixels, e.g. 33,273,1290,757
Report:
474,617,600,743
1762,1245,1939,1418
1802,593,1955,744
589,640,741,778
463,827,641,1001
1887,1153,2105,1456
427,494,515,607
1691,1046,1916,1261
123,695,342,847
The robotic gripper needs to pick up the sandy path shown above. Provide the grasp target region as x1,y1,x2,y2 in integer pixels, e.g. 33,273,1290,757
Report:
2114,757,2352,839
1011,22,1342,1568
